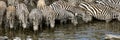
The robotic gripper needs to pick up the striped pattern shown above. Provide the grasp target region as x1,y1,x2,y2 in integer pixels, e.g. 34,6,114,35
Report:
7,0,19,6
51,0,83,16
0,1,7,26
50,3,78,25
16,3,29,28
29,8,43,31
96,0,120,5
68,0,84,6
79,2,118,22
41,6,56,28
6,6,16,28
95,0,120,10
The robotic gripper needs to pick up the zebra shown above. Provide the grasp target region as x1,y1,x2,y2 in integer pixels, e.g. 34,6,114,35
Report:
29,8,43,31
37,0,46,10
39,6,56,28
67,0,82,6
67,0,96,6
95,0,120,5
6,5,16,28
0,1,7,26
95,0,120,11
50,3,78,25
23,0,37,6
51,0,84,17
81,11,93,23
79,2,120,23
16,3,29,29
37,0,57,28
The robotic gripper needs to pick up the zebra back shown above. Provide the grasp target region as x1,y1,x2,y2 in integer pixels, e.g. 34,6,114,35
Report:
50,2,78,25
50,3,74,19
95,0,120,11
96,0,120,5
79,2,116,22
51,0,85,16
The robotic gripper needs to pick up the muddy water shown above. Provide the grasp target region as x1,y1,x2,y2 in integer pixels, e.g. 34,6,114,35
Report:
0,20,120,40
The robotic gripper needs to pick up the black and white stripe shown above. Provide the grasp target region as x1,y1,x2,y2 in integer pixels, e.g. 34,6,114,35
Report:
96,0,120,5
95,0,120,10
79,2,119,22
50,3,78,25
16,3,29,28
50,0,83,16
41,6,56,28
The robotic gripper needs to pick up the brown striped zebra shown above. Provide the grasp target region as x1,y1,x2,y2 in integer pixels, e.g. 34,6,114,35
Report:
37,0,46,10
0,1,7,26
6,6,16,28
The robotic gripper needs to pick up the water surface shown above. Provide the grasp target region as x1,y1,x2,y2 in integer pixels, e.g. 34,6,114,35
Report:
0,20,120,40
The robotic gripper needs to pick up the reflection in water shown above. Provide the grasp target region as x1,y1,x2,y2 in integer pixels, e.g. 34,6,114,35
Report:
0,20,120,40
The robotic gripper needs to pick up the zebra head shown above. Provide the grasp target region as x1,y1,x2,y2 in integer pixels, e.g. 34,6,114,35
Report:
82,11,92,23
71,17,78,26
68,12,78,26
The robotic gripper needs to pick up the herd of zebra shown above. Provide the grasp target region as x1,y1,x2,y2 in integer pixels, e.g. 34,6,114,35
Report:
0,0,120,31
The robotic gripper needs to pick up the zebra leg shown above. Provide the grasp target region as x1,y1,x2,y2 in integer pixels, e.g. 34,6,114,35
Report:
82,15,92,23
5,19,9,29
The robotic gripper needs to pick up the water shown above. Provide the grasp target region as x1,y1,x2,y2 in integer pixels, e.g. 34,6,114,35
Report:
0,20,119,40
